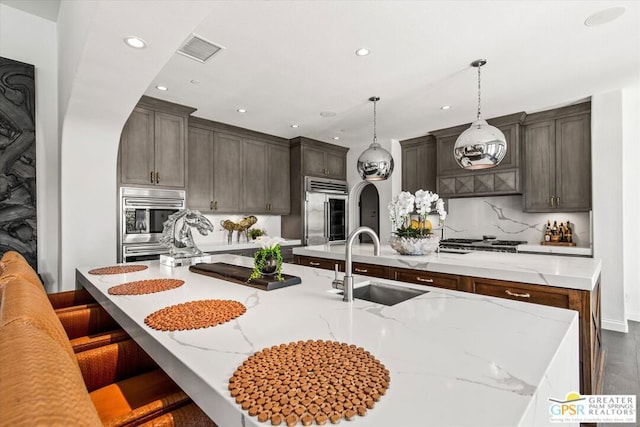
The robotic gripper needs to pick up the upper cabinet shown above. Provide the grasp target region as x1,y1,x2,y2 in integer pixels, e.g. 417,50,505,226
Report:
522,102,591,212
432,112,525,198
292,137,348,180
400,135,436,194
187,118,290,215
119,96,196,189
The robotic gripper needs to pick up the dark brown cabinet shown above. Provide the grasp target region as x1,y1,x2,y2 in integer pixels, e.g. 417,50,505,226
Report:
400,135,437,193
523,102,591,212
293,137,348,180
392,267,465,291
187,118,290,214
432,112,525,198
119,97,195,189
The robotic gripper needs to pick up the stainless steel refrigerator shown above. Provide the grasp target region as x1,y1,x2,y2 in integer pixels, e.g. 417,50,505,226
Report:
304,177,348,246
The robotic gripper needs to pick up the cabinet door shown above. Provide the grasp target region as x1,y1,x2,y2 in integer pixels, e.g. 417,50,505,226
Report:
402,144,422,194
301,146,328,177
556,114,591,211
212,133,243,212
268,144,291,214
296,255,344,271
120,107,155,185
523,120,556,212
472,277,571,309
325,150,346,180
392,268,460,290
187,127,214,211
243,138,269,213
154,111,185,188
436,135,460,176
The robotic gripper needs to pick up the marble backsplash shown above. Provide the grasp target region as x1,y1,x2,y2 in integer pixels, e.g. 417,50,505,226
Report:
190,214,283,246
442,195,592,247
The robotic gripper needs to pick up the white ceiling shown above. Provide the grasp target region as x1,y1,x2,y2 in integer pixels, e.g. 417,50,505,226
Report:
0,0,59,21
8,1,640,148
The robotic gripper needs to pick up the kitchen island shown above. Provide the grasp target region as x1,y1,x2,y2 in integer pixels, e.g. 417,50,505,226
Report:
77,254,578,427
294,244,603,396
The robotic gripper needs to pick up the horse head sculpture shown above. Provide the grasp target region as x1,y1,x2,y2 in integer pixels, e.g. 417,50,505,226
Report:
160,209,215,256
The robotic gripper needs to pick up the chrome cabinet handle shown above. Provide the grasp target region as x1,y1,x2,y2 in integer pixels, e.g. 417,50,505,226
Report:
213,201,218,210
150,171,154,184
210,201,214,210
309,261,320,266
505,289,530,298
155,171,159,184
416,277,434,283
556,196,560,206
354,268,368,273
550,196,555,207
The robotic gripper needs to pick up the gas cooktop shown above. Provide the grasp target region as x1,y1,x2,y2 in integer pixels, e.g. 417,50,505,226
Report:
439,238,527,253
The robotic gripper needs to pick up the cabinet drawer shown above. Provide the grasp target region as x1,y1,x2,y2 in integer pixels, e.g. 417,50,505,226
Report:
351,263,389,279
296,256,343,271
473,279,570,309
393,268,459,290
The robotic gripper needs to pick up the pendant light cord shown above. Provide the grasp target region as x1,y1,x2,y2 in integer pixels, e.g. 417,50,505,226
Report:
477,64,482,120
373,98,378,145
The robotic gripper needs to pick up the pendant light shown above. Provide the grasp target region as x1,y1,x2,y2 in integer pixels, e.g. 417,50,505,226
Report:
453,59,507,170
357,96,394,181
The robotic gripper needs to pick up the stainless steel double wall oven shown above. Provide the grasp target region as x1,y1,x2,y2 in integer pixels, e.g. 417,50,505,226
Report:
118,187,185,262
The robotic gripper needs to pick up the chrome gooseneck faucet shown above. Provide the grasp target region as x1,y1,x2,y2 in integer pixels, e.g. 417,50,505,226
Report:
332,226,381,302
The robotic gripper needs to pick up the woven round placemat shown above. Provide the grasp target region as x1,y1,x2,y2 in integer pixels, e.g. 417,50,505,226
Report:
108,278,185,296
144,300,246,331
88,265,148,275
229,340,390,426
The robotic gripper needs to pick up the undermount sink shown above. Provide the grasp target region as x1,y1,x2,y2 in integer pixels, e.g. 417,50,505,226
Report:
339,282,429,306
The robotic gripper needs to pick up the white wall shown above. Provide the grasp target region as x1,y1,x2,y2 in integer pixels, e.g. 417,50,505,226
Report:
622,84,640,322
0,5,59,291
592,90,627,332
56,1,217,290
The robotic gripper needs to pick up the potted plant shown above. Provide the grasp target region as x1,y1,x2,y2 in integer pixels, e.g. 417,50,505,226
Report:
388,190,447,255
249,236,285,281
248,228,265,240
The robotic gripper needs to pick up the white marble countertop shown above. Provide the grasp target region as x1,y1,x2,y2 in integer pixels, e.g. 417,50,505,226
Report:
294,244,601,291
517,244,592,257
77,255,579,427
198,239,301,253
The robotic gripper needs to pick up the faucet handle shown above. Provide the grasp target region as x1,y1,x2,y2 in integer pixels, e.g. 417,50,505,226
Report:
332,264,344,290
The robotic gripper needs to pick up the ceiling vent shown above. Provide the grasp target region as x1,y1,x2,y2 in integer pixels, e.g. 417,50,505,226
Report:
177,34,223,63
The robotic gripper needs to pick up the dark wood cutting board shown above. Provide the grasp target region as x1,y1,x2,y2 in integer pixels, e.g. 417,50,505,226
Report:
189,262,301,291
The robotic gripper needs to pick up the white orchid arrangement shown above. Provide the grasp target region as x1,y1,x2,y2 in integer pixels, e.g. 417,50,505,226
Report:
388,190,446,238
255,236,285,250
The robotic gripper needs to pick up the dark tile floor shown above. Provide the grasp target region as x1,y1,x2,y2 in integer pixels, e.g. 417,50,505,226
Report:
600,320,639,426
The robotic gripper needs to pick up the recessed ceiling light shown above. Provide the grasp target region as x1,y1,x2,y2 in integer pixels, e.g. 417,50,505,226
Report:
441,105,451,110
355,48,370,56
333,136,340,140
190,79,200,85
320,111,337,118
155,85,168,91
237,108,247,113
124,36,146,49
585,6,626,26
291,124,299,128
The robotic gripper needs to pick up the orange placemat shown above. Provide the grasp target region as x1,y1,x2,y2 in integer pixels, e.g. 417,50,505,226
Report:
228,340,390,426
88,265,148,275
144,300,246,331
108,278,184,296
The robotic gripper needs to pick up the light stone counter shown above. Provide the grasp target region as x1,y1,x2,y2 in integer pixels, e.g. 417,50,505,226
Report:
198,239,301,254
77,255,578,427
294,244,601,291
517,244,593,257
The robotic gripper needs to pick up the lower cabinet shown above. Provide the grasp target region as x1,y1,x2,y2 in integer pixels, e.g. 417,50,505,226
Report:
294,255,603,395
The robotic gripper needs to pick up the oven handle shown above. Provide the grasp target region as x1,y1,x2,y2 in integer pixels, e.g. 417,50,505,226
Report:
123,245,169,256
123,197,185,208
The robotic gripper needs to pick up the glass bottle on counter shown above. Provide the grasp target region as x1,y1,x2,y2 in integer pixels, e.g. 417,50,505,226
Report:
544,220,551,242
566,220,573,243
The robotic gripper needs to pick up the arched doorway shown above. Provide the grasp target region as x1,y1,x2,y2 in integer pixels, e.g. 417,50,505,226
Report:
359,184,380,243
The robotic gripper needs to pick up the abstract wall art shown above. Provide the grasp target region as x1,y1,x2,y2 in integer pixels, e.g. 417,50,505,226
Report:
0,57,37,269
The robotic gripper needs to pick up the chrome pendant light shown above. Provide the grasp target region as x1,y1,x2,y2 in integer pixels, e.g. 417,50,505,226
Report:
454,59,507,170
357,96,394,181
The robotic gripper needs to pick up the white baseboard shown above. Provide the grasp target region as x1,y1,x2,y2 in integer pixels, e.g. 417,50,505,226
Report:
626,310,640,323
602,318,629,332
